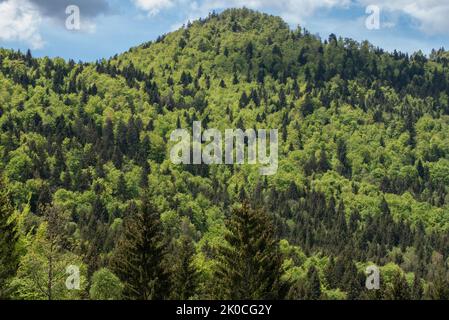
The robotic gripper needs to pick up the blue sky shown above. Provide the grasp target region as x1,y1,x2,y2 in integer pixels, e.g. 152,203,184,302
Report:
1,0,448,62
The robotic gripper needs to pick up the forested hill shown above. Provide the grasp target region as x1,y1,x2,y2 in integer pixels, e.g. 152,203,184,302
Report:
1,8,449,300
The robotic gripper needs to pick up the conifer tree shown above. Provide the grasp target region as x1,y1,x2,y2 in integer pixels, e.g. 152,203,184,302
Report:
317,147,331,173
305,266,322,300
341,258,362,300
387,272,411,300
300,93,314,117
426,253,449,300
170,233,198,300
112,195,169,300
0,177,19,299
102,118,114,159
287,266,321,300
215,201,283,300
337,138,352,178
411,275,423,300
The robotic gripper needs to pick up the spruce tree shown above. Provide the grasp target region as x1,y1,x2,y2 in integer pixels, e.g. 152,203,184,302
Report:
411,275,423,300
0,177,19,299
342,258,362,300
215,201,283,300
102,118,114,159
170,234,198,300
388,273,411,300
325,256,340,289
287,265,322,300
337,138,352,178
112,195,169,300
427,253,449,300
305,266,322,300
317,147,331,173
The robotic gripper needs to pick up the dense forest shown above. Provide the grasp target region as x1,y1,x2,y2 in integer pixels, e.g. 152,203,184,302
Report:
1,8,449,300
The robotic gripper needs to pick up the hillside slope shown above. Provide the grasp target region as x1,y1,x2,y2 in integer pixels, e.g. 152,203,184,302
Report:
1,8,449,300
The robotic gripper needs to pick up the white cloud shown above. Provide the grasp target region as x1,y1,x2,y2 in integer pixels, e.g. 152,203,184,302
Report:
133,0,449,35
0,0,44,49
204,0,352,24
132,0,175,16
357,0,449,35
133,0,351,24
0,0,108,49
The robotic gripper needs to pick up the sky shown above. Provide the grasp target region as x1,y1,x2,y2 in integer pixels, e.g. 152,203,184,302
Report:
0,0,449,62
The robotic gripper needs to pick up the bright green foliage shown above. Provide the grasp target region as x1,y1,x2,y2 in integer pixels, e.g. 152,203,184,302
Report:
9,208,86,300
89,268,124,300
288,265,322,300
1,8,449,300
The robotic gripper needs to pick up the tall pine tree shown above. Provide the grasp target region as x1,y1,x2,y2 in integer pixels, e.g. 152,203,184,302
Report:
112,194,169,300
170,233,198,300
0,176,19,299
215,201,283,299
